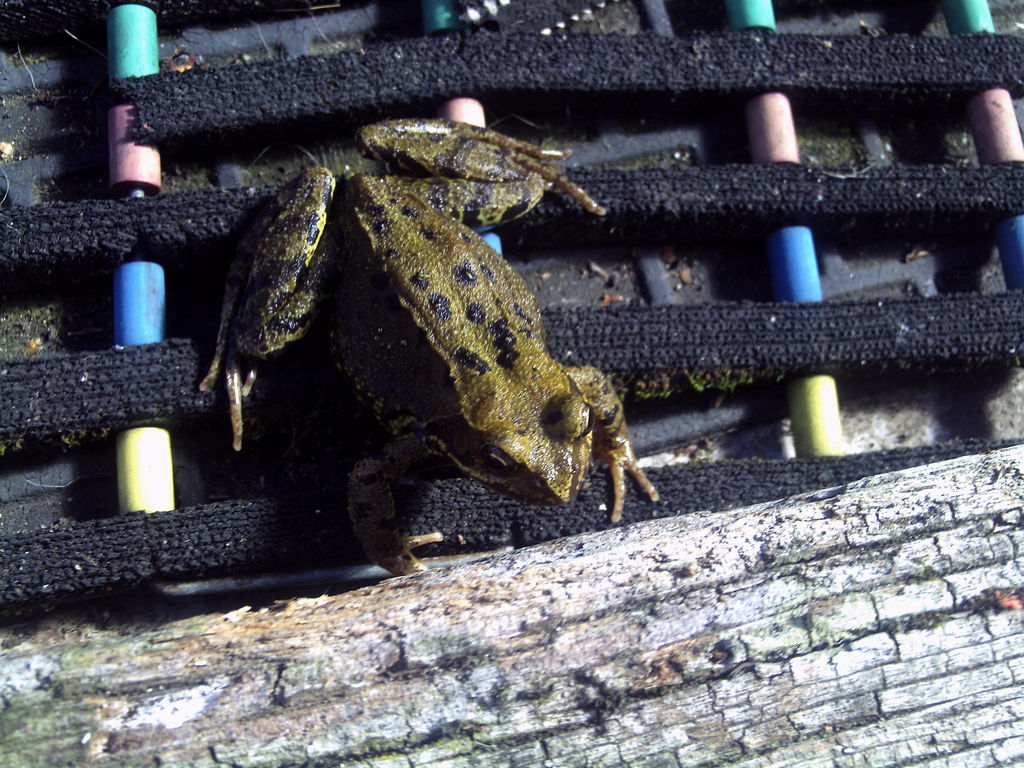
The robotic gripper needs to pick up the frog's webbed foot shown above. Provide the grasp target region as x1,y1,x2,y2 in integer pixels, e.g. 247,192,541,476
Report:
201,337,255,451
377,532,445,576
348,436,444,576
566,365,659,523
601,433,660,524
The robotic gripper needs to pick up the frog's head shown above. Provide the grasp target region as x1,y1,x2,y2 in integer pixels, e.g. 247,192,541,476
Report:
445,381,596,506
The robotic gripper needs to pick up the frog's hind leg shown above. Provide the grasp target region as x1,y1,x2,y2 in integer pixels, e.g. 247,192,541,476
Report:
392,175,547,228
202,168,337,450
566,366,659,522
198,228,260,393
356,119,606,216
348,435,443,576
200,218,268,452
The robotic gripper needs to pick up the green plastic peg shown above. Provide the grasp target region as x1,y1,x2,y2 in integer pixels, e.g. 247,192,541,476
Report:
107,3,159,79
422,0,466,35
725,0,777,31
941,0,995,34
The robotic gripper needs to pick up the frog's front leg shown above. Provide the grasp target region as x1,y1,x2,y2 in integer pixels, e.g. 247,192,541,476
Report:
348,434,443,575
566,366,659,522
200,168,338,450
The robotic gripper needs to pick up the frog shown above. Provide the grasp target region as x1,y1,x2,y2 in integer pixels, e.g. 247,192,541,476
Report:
200,118,658,576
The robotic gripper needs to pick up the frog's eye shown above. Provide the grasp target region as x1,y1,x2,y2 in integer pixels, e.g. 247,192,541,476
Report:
543,395,594,442
481,444,517,474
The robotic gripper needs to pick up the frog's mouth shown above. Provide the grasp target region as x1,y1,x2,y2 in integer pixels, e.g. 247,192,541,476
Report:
447,428,590,507
479,466,584,507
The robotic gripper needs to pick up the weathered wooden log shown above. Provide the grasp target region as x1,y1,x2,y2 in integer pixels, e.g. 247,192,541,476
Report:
2,446,1023,767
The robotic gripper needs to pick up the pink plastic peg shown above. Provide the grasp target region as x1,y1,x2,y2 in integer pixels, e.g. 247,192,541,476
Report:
108,104,161,196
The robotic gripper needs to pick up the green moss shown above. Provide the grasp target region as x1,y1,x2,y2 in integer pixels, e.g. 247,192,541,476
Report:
796,118,867,167
634,387,677,400
0,293,112,360
0,428,114,459
0,439,24,457
685,369,765,393
58,428,112,452
626,367,775,398
158,159,214,194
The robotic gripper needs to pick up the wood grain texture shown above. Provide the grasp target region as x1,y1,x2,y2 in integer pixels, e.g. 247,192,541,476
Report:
2,446,1024,767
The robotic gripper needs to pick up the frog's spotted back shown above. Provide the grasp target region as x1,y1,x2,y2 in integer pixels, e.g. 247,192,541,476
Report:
345,173,552,381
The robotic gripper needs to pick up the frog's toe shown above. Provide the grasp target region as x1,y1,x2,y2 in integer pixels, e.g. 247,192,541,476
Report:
377,532,444,576
225,361,245,451
198,366,218,393
240,365,258,398
405,531,444,549
379,553,425,576
607,456,659,524
630,463,659,504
